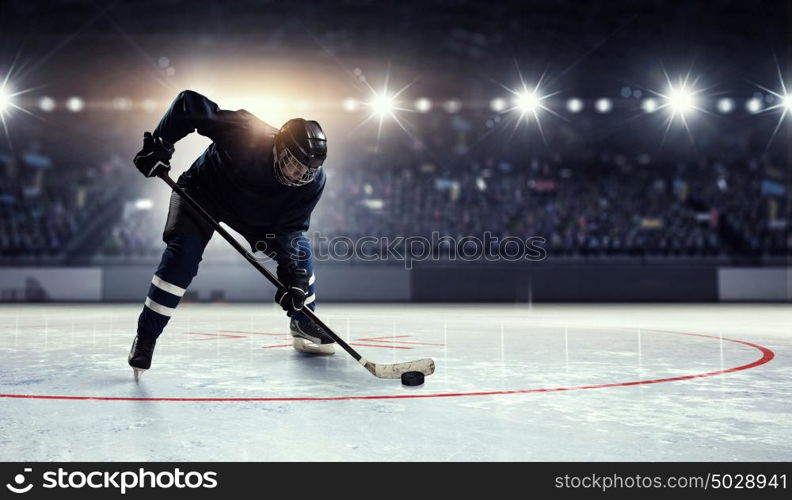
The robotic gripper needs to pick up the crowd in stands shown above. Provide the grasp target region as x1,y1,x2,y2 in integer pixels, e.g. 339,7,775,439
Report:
91,147,788,261
1,127,788,263
311,150,787,259
0,147,123,260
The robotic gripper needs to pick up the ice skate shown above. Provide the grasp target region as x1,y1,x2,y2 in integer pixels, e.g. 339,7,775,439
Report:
290,316,335,355
128,335,157,381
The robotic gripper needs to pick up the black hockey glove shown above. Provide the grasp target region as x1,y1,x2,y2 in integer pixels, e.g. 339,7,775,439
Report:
275,262,310,317
133,132,174,178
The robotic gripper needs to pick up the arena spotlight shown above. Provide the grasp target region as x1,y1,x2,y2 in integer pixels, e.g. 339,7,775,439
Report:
595,98,612,113
0,71,38,144
751,69,792,148
753,75,792,117
515,91,540,114
134,198,154,210
38,96,56,112
369,92,396,118
66,97,85,112
660,82,699,121
443,100,462,113
0,82,33,122
716,98,734,114
494,65,562,142
358,71,418,146
566,98,583,113
112,97,133,111
414,97,432,113
642,98,658,113
642,72,711,145
490,97,507,112
647,73,708,141
342,98,359,112
746,97,762,114
142,99,158,113
0,86,11,114
262,96,285,111
668,85,695,115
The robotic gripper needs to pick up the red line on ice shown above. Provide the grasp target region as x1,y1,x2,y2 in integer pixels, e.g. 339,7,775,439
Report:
357,335,412,340
219,330,285,336
356,335,445,346
261,342,413,350
0,329,775,402
183,332,246,341
350,343,413,350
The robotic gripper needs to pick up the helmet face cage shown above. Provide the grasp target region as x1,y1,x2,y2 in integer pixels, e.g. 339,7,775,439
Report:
274,143,320,187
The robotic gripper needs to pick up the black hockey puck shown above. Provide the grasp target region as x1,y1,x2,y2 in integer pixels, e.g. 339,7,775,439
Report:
401,371,424,386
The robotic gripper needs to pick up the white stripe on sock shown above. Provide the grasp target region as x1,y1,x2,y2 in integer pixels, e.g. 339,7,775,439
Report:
144,297,175,317
308,273,315,286
151,275,186,297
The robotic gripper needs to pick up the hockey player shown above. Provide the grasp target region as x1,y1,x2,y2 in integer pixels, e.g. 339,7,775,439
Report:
128,90,332,381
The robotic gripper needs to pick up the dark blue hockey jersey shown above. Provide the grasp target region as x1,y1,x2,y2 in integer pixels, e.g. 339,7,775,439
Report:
153,90,325,252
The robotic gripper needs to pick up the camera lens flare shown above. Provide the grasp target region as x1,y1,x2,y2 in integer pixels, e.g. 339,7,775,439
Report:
666,85,695,116
0,85,12,114
370,92,396,118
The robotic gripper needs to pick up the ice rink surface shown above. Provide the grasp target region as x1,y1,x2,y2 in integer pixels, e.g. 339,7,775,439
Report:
0,303,789,461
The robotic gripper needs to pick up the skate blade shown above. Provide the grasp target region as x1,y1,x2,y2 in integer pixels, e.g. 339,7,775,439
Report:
292,337,335,355
132,367,147,382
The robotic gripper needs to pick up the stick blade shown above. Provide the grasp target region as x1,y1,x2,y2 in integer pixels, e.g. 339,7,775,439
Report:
361,358,435,379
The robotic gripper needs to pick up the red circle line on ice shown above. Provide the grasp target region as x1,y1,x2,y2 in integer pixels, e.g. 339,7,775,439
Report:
0,329,774,402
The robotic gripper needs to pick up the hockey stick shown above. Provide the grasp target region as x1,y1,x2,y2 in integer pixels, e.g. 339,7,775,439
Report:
158,172,435,379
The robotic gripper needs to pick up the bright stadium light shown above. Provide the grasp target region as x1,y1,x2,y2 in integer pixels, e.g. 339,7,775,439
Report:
595,98,612,113
142,99,158,113
134,199,154,210
357,70,418,148
644,72,710,144
490,97,507,112
666,85,695,116
223,97,244,110
0,86,11,114
66,96,85,112
245,96,290,126
566,98,583,113
443,99,461,113
0,84,19,118
746,97,762,114
370,92,395,117
262,96,285,112
414,97,432,113
642,98,658,113
493,66,563,143
752,64,792,148
784,93,792,112
515,91,539,114
0,71,38,147
342,98,359,112
716,98,734,114
38,96,56,112
0,82,37,120
0,87,11,108
112,97,132,111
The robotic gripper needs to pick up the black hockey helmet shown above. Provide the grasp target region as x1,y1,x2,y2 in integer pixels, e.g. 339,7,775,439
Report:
273,118,327,187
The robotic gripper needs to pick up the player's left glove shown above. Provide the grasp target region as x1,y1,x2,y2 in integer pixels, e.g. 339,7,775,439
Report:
133,132,174,178
275,262,310,316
